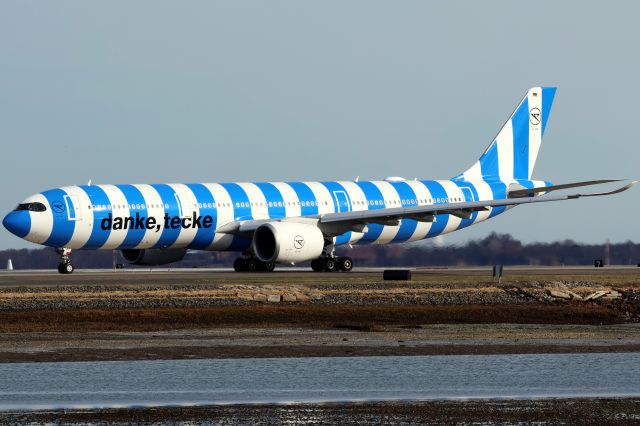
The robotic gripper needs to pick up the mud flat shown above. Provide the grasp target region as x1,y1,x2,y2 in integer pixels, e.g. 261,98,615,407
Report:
0,269,639,362
2,398,640,425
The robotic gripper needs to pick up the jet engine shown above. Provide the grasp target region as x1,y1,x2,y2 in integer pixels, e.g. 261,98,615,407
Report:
253,222,325,264
121,248,187,266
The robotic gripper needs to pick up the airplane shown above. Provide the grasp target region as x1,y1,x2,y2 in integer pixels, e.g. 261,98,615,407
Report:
2,87,635,274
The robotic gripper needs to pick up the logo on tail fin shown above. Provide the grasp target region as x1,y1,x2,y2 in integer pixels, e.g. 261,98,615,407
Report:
529,108,541,125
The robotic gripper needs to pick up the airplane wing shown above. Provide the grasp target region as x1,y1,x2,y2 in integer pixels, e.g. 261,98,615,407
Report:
217,180,637,237
507,179,622,198
320,180,636,225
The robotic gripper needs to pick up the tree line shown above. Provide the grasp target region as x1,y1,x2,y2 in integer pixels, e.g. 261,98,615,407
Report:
0,233,637,270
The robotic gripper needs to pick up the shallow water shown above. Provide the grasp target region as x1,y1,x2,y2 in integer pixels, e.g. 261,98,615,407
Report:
1,353,639,409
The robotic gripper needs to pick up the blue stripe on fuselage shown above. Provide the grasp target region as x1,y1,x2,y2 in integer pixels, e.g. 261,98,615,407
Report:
116,184,146,249
389,181,418,243
42,188,76,248
515,179,535,189
452,181,479,230
422,180,450,237
79,185,111,249
254,182,286,219
220,183,253,251
354,181,385,243
151,184,182,248
487,180,508,218
286,182,318,216
186,183,217,249
320,181,351,246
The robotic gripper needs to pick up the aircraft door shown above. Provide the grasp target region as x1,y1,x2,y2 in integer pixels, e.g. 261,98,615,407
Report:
174,189,197,219
332,190,351,213
461,187,475,202
63,194,82,221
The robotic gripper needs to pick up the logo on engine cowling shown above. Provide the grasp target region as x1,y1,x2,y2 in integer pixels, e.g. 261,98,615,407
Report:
294,235,305,249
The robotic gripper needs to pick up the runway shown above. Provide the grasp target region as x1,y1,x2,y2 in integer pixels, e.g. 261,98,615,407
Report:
0,265,638,286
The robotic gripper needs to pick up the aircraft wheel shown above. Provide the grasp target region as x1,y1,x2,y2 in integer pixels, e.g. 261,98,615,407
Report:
247,259,258,272
233,258,247,272
324,257,337,272
339,257,353,272
310,258,323,272
264,261,276,272
58,262,74,274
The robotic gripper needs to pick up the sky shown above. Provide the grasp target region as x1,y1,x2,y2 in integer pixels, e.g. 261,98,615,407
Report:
1,1,639,250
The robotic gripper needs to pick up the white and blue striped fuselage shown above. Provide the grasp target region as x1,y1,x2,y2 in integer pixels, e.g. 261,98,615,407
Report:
13,86,624,273
11,178,548,252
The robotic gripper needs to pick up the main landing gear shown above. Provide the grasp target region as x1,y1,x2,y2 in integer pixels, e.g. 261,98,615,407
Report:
56,248,74,274
233,256,276,272
310,256,353,272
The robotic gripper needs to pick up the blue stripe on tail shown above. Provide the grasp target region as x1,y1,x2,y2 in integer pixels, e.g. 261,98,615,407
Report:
512,97,530,180
480,143,499,179
541,87,557,137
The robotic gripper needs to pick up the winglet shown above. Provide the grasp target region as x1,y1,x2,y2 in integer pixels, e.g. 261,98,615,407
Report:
579,180,638,198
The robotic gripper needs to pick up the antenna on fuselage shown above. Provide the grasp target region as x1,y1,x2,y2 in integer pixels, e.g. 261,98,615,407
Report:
87,179,92,186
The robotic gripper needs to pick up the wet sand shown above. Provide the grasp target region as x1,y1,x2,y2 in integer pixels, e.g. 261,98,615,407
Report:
2,323,640,362
3,398,640,425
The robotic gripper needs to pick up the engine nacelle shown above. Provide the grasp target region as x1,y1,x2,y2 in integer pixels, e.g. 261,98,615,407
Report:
121,248,187,266
253,222,325,264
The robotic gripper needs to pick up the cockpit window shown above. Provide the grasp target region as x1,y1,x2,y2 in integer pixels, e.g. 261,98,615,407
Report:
15,202,47,212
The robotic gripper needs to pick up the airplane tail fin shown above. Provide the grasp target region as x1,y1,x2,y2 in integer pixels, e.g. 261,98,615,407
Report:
453,87,557,182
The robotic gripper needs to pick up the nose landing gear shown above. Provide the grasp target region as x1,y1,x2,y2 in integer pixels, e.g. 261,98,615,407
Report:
56,248,74,274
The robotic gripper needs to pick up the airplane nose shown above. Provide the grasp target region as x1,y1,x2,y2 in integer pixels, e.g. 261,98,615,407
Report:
2,211,31,238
